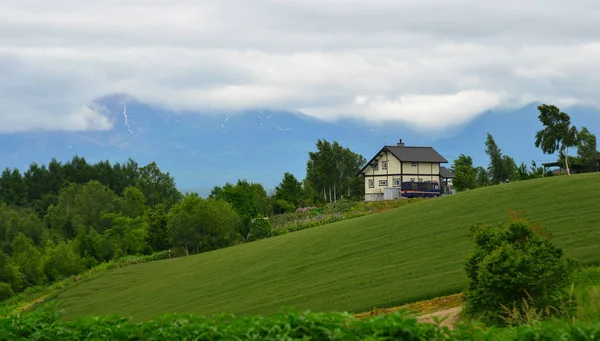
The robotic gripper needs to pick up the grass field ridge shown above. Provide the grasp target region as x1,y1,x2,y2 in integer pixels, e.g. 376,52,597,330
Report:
45,173,600,321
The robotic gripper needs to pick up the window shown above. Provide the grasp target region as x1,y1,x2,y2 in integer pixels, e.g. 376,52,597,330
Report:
382,161,388,170
411,162,418,167
372,161,379,171
393,178,401,187
368,179,374,188
379,180,387,187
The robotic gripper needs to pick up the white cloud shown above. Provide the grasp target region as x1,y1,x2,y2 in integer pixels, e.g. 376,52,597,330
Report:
1,0,600,132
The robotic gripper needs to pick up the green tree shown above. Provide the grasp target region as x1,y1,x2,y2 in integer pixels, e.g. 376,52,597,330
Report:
210,180,271,241
450,154,477,192
167,195,241,256
484,133,514,184
144,203,170,251
43,241,84,282
305,139,366,203
274,172,304,213
576,127,598,172
121,186,147,218
136,162,182,208
11,233,45,287
0,251,21,292
535,104,579,175
464,212,576,325
103,213,149,258
474,166,489,187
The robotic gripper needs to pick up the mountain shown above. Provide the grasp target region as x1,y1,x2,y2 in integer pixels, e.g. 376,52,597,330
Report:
1,99,599,197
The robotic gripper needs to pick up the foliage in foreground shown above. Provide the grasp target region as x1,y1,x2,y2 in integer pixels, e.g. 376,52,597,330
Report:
3,308,600,341
464,211,578,325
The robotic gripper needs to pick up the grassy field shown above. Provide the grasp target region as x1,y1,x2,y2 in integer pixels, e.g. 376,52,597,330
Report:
46,173,600,321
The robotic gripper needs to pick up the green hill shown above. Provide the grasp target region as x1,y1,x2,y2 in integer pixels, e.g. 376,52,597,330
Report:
47,173,600,321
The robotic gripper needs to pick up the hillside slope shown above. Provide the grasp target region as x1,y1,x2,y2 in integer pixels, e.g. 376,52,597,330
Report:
48,173,600,321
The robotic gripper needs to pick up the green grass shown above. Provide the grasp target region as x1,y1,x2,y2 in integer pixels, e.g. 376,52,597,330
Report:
47,173,600,321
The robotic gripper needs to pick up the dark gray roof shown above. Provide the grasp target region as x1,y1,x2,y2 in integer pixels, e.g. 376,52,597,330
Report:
385,146,448,163
440,166,454,178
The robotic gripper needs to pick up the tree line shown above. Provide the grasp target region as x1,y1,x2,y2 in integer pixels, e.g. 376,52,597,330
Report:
0,139,365,299
450,104,599,192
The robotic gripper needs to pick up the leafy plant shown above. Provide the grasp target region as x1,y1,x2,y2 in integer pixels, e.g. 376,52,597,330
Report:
463,211,578,325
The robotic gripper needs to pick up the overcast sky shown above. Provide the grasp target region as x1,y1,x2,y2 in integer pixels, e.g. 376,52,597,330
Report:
2,0,600,133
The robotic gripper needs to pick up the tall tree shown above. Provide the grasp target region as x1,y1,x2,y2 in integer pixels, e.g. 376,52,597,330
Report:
576,127,598,172
475,166,489,187
305,139,366,203
484,133,514,184
450,154,477,192
274,172,304,213
136,162,182,208
535,104,579,175
144,203,169,252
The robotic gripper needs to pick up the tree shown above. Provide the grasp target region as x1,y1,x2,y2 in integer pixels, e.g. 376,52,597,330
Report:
136,162,182,208
463,212,576,325
535,104,579,175
450,154,477,192
11,233,45,287
274,172,304,213
43,241,84,282
121,186,147,218
210,180,271,241
167,195,241,256
103,213,149,258
305,139,366,203
576,127,598,172
474,166,489,187
484,133,514,184
144,203,169,251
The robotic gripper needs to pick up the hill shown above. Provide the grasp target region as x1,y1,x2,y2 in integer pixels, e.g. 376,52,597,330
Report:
46,173,600,321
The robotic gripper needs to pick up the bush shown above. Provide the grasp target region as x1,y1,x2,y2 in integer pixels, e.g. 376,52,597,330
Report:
0,283,13,300
463,211,578,325
248,217,272,242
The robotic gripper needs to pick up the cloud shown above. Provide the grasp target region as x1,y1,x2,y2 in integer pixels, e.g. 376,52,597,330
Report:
1,0,600,133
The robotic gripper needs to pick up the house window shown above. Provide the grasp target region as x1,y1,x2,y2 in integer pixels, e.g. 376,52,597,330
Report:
372,161,379,171
393,178,401,187
382,161,388,170
368,179,374,188
379,180,387,187
411,162,418,167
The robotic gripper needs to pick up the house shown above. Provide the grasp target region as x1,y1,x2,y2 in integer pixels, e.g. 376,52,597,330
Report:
596,153,600,170
357,139,453,201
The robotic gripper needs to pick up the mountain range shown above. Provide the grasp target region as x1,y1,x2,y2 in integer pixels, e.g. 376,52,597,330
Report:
1,98,599,197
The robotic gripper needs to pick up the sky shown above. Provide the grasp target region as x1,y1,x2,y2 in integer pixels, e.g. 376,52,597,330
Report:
2,0,600,134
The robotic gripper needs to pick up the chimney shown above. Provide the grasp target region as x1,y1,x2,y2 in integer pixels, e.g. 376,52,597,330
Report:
397,139,405,147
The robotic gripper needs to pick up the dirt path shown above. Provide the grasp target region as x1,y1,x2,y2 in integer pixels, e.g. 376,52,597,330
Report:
416,306,462,330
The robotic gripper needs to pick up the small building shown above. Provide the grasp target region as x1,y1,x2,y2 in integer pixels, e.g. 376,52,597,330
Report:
357,139,450,201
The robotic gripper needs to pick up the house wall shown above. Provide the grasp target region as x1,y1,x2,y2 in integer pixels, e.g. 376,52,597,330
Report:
363,157,442,200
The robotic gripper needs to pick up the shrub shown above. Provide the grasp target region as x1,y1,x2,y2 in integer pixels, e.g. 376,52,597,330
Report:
0,283,13,301
463,211,578,325
248,217,272,242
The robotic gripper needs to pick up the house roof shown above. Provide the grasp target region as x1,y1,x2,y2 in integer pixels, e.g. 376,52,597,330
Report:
440,166,455,179
358,144,448,175
385,146,448,163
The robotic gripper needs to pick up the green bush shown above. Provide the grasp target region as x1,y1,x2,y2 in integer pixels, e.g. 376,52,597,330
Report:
3,308,600,340
463,211,578,325
248,217,272,242
0,283,13,301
